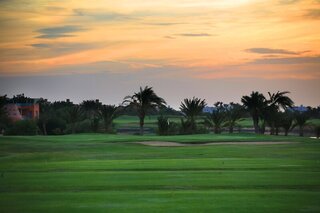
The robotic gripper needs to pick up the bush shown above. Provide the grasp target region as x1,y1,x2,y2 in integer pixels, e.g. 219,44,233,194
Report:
4,120,38,135
46,117,67,135
157,116,179,135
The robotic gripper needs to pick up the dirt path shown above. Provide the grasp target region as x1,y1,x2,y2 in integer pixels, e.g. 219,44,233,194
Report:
135,141,296,147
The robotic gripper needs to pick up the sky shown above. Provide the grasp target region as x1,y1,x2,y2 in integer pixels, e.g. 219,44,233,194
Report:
0,0,319,108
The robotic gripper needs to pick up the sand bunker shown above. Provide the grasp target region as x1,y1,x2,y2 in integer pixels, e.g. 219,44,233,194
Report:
135,141,296,147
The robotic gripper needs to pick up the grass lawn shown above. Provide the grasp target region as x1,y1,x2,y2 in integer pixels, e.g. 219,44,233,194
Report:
0,133,319,212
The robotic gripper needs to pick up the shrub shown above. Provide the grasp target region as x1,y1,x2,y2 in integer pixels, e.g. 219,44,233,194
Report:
157,115,179,135
4,120,38,135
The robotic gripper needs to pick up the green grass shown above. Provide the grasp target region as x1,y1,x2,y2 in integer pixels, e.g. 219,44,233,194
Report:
0,134,319,212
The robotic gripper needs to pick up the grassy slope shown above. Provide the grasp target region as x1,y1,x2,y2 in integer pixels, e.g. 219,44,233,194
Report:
0,134,319,212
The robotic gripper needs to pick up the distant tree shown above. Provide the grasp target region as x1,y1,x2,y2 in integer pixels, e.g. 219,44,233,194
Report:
241,91,267,134
10,94,33,103
294,111,310,137
99,105,121,133
81,100,102,132
280,111,294,136
205,102,227,134
38,99,52,135
123,86,166,135
0,95,10,131
180,97,206,134
312,124,320,139
66,105,83,134
225,103,244,133
265,91,294,135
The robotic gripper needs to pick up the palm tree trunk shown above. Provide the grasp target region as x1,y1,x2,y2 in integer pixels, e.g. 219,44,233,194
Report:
42,123,47,135
284,129,288,136
229,126,233,133
299,126,304,137
253,117,259,134
139,116,145,135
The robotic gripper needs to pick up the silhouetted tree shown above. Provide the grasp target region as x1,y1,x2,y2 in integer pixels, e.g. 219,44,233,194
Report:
294,111,310,137
81,100,102,132
225,103,244,133
66,105,83,134
99,105,120,133
123,86,166,135
180,97,206,134
205,102,227,134
241,91,267,134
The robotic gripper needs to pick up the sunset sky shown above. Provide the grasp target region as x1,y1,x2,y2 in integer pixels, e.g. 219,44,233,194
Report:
0,0,319,108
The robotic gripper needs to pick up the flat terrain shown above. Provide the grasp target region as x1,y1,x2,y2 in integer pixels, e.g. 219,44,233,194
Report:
0,134,319,212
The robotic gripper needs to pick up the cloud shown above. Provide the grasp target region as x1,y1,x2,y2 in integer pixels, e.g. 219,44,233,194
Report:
176,33,212,37
278,0,300,4
36,25,85,39
304,9,320,19
250,56,320,64
245,48,302,55
73,9,134,21
144,22,184,26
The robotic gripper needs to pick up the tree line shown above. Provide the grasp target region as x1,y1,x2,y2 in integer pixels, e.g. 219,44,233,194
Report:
0,87,319,137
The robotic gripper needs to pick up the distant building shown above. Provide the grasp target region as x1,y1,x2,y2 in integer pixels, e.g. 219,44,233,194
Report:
203,106,215,113
291,105,308,112
4,102,40,122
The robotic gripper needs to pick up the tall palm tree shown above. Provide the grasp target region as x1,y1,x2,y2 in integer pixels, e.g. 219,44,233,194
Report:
66,105,83,134
268,91,294,110
180,97,206,134
241,91,267,134
99,105,120,133
123,86,166,135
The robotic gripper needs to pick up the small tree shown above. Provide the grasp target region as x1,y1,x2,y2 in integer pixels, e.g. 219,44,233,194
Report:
205,102,227,134
180,97,206,134
280,111,294,136
99,105,120,133
123,86,166,135
225,103,244,133
81,100,102,132
66,105,83,134
294,111,310,137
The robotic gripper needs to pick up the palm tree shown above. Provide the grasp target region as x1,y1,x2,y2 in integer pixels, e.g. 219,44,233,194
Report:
294,111,310,137
265,91,294,135
123,86,166,135
205,102,226,134
280,111,294,136
81,100,102,132
99,105,120,133
66,105,83,134
241,91,267,134
180,97,206,134
225,103,244,133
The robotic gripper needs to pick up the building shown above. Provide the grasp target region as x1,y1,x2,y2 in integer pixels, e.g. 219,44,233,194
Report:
4,102,40,122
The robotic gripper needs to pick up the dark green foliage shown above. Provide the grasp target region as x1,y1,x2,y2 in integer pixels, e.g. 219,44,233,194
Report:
65,106,84,134
4,120,38,135
123,86,166,135
205,102,227,134
81,100,102,132
157,115,179,135
99,105,120,133
46,117,67,135
312,124,320,138
294,111,310,137
180,97,206,134
241,91,267,134
280,111,294,136
225,103,244,133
